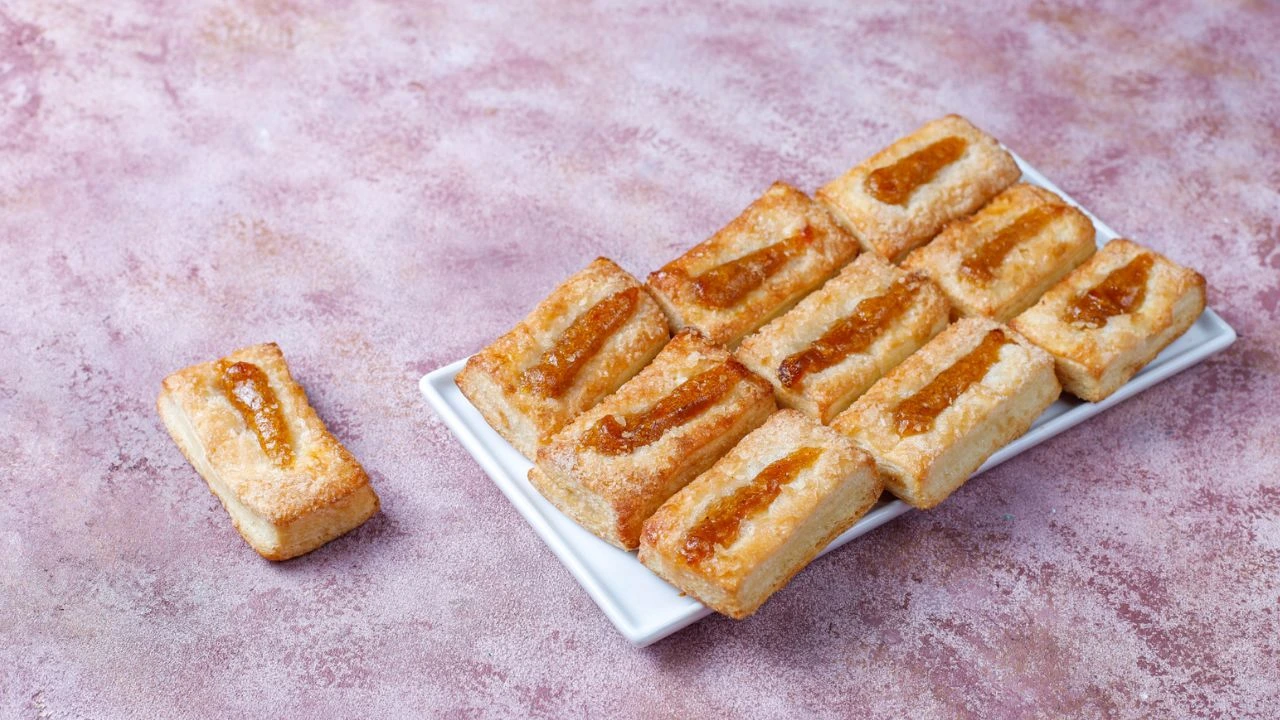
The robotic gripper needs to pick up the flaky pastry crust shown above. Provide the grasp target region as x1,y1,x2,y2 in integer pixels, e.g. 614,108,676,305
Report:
157,342,379,561
817,114,1020,262
457,257,670,460
1010,238,1206,402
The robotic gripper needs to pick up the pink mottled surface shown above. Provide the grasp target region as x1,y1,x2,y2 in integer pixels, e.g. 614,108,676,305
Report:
2,1,1278,717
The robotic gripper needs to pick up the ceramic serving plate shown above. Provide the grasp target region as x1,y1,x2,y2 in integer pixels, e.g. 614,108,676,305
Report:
419,151,1237,646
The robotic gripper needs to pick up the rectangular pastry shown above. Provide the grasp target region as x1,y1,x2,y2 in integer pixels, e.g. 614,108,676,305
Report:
647,181,860,348
157,342,380,561
831,318,1060,509
528,329,776,550
902,183,1096,322
1010,238,1206,402
638,409,883,619
735,253,950,423
817,114,1021,262
456,257,670,460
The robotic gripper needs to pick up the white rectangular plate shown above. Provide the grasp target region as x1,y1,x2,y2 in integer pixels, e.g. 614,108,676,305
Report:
419,151,1236,646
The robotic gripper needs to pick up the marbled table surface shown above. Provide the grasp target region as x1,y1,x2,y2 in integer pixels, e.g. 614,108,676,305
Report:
2,1,1278,718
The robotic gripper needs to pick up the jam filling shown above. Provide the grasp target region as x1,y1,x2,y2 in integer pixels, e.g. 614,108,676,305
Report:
679,446,823,566
218,360,294,467
1065,254,1154,328
580,360,749,456
865,136,968,206
960,204,1065,282
892,329,1009,437
519,286,640,398
682,225,814,309
778,274,927,388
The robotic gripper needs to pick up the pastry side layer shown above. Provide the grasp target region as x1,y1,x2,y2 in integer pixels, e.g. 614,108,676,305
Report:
157,342,379,561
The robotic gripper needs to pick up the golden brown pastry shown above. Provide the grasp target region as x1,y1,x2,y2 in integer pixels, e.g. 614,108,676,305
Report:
456,257,670,460
735,253,950,423
157,343,379,561
528,330,776,550
1010,238,1206,402
903,183,1096,322
831,318,1060,509
817,114,1021,262
647,182,860,348
639,409,883,619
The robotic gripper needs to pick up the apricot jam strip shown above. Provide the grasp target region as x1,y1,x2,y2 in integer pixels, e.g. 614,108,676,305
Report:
865,136,968,206
217,360,294,467
580,360,750,456
959,204,1065,282
777,274,926,388
679,446,823,566
892,329,1008,437
683,225,814,309
519,286,640,398
1065,254,1154,328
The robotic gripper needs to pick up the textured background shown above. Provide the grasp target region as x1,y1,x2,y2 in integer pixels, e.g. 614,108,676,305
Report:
2,1,1278,718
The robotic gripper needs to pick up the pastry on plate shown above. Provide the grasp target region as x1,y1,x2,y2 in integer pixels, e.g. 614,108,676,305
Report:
529,329,775,550
638,409,882,619
831,318,1059,509
457,257,670,460
647,182,859,348
902,183,1096,322
157,343,380,561
735,253,950,423
817,114,1021,262
1010,238,1206,402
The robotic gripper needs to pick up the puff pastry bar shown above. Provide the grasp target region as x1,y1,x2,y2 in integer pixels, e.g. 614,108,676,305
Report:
1010,238,1206,402
157,343,380,561
832,318,1059,509
456,257,670,460
529,329,776,550
817,114,1021,262
735,253,949,424
903,183,1096,322
647,182,859,348
639,409,882,619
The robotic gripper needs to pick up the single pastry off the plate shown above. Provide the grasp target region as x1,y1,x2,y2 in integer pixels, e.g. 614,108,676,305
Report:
529,329,776,550
902,183,1096,322
157,342,380,561
456,257,670,460
1010,238,1206,403
638,409,883,619
735,253,950,424
817,114,1021,262
831,318,1059,509
647,181,860,348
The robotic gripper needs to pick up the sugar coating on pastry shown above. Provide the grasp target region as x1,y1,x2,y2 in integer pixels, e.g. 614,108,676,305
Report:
903,183,1096,322
157,342,380,561
647,182,860,348
735,253,950,424
457,257,670,460
638,409,883,619
529,329,776,550
817,114,1021,262
1010,238,1206,403
831,318,1059,509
